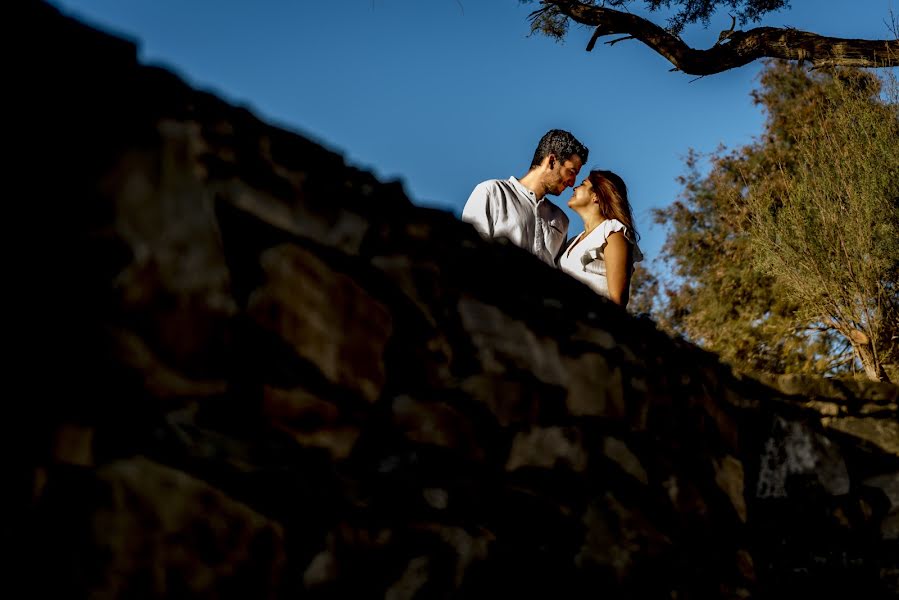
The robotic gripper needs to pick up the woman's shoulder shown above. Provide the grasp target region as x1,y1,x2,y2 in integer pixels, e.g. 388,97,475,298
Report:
587,219,643,262
597,218,625,235
593,219,636,243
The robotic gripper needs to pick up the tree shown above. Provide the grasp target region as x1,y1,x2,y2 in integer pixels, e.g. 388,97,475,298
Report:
745,68,899,381
651,146,843,376
628,264,662,318
521,0,899,75
649,61,898,381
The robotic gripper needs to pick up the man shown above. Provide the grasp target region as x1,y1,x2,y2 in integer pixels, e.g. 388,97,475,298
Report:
462,129,588,266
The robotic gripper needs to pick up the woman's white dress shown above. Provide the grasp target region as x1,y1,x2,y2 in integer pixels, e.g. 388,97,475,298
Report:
558,218,643,298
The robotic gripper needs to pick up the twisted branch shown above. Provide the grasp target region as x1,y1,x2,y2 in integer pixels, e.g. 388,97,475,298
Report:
543,0,899,75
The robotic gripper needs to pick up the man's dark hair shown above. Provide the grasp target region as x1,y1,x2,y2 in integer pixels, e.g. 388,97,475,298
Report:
530,129,589,168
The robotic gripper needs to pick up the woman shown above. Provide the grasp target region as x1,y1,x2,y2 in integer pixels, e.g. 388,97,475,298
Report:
558,169,643,306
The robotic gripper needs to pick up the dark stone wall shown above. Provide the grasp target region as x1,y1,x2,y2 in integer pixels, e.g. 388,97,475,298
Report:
16,3,899,598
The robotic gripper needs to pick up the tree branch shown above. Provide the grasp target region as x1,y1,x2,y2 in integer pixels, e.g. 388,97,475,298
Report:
544,0,899,75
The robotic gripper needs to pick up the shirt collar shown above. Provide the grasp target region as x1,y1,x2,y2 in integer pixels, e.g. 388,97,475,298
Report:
508,176,539,204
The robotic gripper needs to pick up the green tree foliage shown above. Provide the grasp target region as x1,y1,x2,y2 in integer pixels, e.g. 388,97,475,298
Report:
628,264,662,318
649,61,899,380
745,68,899,381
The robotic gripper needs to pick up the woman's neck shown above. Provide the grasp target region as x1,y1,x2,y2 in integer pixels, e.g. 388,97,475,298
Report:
580,213,606,235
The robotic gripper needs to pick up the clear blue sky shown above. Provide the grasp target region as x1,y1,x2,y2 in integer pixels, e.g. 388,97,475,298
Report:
49,0,897,265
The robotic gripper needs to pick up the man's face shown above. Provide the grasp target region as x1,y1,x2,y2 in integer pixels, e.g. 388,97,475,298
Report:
545,154,584,196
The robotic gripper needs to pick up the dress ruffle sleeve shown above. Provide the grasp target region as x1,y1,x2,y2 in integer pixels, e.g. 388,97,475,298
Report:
580,219,643,268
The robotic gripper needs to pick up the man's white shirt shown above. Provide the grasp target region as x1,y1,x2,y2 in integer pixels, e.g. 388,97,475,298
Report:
461,176,569,266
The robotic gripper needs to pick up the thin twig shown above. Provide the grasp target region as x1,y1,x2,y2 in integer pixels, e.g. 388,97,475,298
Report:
606,35,636,46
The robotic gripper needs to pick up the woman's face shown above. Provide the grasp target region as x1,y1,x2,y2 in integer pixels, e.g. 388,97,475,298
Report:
567,178,595,209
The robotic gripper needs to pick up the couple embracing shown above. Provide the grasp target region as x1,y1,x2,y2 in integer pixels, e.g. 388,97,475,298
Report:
462,129,643,307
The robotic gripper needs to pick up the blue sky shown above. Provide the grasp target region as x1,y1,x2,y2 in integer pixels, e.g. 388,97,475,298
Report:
50,0,898,265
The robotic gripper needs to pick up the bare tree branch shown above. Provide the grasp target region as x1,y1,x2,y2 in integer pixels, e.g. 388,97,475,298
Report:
607,35,636,46
543,0,899,75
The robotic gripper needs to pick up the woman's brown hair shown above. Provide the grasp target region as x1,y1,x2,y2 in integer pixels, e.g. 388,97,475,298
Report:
588,169,639,241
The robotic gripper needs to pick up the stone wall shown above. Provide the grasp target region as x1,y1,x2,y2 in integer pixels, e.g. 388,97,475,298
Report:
17,3,899,598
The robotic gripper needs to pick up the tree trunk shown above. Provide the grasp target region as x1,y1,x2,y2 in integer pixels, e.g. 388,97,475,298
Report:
851,336,890,382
